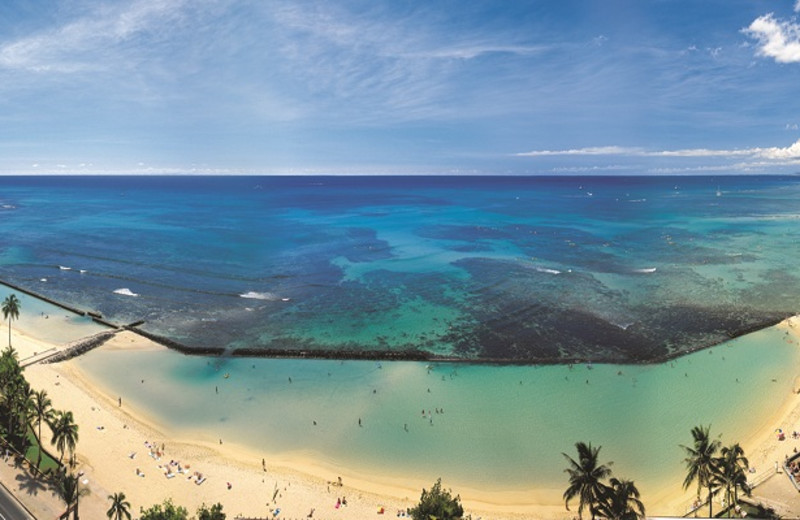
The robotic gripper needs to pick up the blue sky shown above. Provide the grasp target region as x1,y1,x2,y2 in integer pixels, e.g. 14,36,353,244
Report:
2,0,800,175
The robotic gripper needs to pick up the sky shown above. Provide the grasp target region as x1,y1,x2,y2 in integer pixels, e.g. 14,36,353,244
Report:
2,0,800,175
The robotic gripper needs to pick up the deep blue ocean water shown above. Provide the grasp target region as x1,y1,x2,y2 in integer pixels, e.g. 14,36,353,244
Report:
2,175,800,362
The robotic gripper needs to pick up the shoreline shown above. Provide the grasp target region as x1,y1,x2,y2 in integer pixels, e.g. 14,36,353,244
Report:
2,280,800,517
3,320,800,518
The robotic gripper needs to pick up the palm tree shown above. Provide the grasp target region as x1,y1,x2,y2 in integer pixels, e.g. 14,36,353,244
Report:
594,477,646,520
681,424,721,518
2,294,20,348
50,410,79,465
716,443,750,517
31,389,54,468
56,471,88,520
107,492,132,520
563,441,613,520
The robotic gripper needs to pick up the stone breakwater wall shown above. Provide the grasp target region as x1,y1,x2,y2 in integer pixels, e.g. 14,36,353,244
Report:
230,347,433,362
124,326,226,356
41,330,118,364
0,279,87,316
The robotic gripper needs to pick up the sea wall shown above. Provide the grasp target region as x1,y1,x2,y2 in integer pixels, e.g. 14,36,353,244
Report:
1,278,794,366
41,330,118,364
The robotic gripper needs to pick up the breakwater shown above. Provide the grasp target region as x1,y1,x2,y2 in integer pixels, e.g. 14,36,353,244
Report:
40,330,118,364
0,278,794,366
0,279,118,329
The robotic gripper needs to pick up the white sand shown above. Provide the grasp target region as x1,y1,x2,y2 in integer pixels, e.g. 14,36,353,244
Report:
6,320,800,519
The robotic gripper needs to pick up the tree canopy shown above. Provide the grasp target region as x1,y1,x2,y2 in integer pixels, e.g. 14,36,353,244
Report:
409,478,464,520
139,499,189,520
197,503,225,520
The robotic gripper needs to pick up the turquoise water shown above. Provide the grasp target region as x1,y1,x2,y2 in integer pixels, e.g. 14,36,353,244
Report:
1,175,800,362
77,325,800,502
0,284,109,345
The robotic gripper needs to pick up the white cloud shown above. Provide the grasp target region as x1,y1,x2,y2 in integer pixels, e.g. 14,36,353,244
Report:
0,0,189,73
756,139,800,159
787,123,799,130
743,13,800,63
647,148,752,157
516,146,642,157
399,44,548,60
517,139,800,160
795,0,800,13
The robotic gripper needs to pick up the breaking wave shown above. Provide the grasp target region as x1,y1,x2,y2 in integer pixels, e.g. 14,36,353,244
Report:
113,288,139,297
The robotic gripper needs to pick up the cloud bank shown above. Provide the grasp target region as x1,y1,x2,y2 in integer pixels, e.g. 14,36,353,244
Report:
517,139,800,169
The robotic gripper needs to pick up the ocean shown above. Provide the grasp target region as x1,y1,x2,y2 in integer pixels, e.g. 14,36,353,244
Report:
2,174,800,506
1,175,799,362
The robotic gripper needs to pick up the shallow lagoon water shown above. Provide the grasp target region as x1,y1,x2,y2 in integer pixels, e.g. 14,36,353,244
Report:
77,324,800,501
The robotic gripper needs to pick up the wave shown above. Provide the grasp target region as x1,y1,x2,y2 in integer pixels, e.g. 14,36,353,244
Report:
632,268,657,274
240,291,279,301
535,267,562,275
113,288,139,297
58,265,71,270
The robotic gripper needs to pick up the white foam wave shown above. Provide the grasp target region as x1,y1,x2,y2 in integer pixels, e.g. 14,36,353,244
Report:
113,288,139,297
535,267,562,275
59,265,71,270
633,268,657,273
240,291,279,301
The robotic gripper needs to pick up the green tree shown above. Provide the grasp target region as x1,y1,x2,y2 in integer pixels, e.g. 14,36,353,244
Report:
7,377,33,447
2,294,20,348
409,478,464,520
681,424,721,518
139,499,189,520
107,492,132,520
0,345,27,447
563,441,613,520
56,471,88,520
594,477,646,520
197,503,226,520
31,389,54,468
715,443,750,517
50,410,79,465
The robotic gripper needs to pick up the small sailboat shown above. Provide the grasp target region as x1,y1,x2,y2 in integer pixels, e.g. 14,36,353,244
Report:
716,186,722,197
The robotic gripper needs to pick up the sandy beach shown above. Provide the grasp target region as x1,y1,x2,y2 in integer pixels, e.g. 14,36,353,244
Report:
5,319,800,519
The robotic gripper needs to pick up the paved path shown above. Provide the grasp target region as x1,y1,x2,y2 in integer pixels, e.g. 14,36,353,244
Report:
0,480,35,519
0,455,65,520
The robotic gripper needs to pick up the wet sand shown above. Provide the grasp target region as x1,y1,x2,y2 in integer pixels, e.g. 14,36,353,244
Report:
6,320,800,518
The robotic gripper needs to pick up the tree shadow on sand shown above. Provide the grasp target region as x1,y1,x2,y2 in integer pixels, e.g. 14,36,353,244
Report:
16,466,50,497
